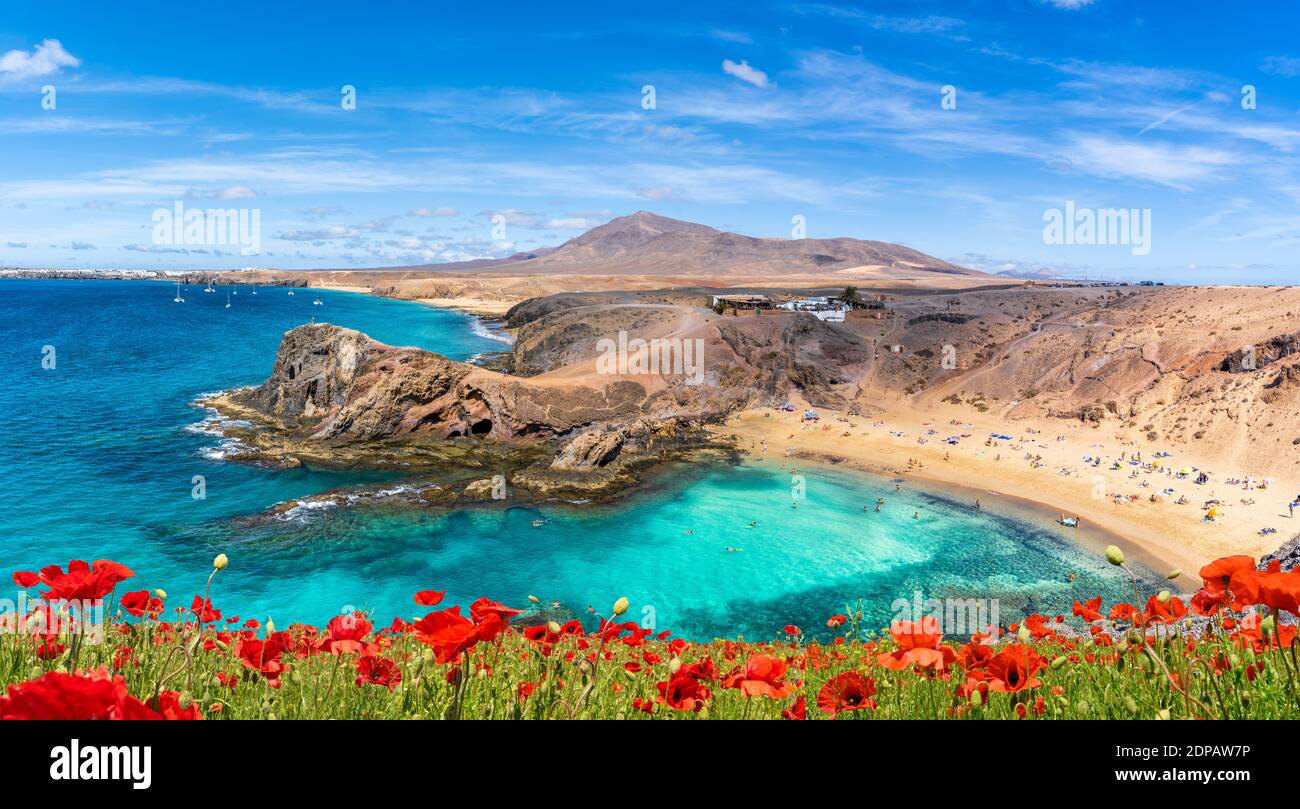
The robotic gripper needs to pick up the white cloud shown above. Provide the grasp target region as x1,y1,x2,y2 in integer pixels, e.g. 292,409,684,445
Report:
1062,135,1240,188
1262,55,1300,77
709,29,752,44
410,206,458,217
214,185,257,199
0,39,80,80
1039,0,1095,9
722,59,769,88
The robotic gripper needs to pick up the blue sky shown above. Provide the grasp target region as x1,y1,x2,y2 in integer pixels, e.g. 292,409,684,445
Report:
2,0,1300,282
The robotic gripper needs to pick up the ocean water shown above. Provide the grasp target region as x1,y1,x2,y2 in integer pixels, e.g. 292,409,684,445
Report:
0,280,1140,640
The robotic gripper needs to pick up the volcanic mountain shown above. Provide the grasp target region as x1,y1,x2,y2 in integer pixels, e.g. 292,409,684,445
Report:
373,211,981,279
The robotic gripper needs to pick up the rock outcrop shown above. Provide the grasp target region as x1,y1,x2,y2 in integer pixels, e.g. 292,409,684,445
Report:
234,323,648,442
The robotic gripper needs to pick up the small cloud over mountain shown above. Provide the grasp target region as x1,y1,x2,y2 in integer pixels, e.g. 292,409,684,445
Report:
722,59,769,88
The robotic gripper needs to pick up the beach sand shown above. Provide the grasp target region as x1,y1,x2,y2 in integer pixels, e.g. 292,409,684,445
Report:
713,405,1300,584
414,296,520,317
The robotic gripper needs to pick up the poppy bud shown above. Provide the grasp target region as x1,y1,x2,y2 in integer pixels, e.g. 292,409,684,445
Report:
178,691,193,709
1050,655,1067,670
612,597,630,616
154,588,167,599
266,617,275,634
1105,545,1125,566
1017,626,1031,643
213,553,229,571
1165,570,1181,580
527,595,540,604
1156,590,1171,603
1076,700,1090,715
1123,696,1138,715
1260,615,1276,639
1156,708,1170,721
669,658,682,674
970,690,983,707
214,639,229,652
547,621,562,634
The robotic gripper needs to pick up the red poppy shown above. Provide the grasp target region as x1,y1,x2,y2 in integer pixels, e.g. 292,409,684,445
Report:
33,560,133,602
723,654,796,699
354,656,402,691
1256,567,1300,616
320,612,375,655
1200,555,1256,595
655,672,711,712
877,616,956,671
1072,597,1102,622
0,669,159,720
783,625,802,636
469,597,523,626
120,590,162,618
12,571,39,589
1143,595,1188,625
234,635,290,687
984,644,1046,693
414,590,445,606
781,694,807,720
189,595,221,624
1190,588,1228,616
412,607,483,664
153,691,204,720
826,614,848,628
1108,603,1136,622
816,671,876,717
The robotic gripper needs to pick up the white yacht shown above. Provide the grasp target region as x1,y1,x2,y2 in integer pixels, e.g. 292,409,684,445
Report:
173,282,185,303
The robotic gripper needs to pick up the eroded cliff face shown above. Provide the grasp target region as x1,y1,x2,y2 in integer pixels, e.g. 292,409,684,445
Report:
235,323,649,442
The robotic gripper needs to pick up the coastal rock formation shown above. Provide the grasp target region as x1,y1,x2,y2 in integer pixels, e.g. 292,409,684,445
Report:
234,323,648,442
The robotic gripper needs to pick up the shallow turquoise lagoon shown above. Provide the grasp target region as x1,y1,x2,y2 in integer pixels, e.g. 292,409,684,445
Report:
0,279,1140,640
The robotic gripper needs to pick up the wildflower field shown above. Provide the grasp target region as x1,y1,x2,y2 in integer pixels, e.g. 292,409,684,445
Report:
2,547,1298,721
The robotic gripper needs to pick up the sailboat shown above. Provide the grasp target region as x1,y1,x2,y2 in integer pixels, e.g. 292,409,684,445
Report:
312,296,323,306
251,284,258,295
204,281,215,293
287,289,295,296
225,292,232,309
173,282,185,303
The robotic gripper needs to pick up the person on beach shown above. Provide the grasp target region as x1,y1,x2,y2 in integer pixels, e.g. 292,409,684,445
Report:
975,499,981,510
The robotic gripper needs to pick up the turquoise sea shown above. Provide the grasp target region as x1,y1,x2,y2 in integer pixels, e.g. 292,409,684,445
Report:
0,279,1141,640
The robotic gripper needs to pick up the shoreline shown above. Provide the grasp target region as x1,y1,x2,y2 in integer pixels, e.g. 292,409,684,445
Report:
714,407,1300,585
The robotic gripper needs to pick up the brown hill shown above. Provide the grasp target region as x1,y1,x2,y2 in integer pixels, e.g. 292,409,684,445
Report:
355,211,980,278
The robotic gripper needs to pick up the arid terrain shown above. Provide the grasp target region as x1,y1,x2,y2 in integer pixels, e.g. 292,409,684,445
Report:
206,213,1300,577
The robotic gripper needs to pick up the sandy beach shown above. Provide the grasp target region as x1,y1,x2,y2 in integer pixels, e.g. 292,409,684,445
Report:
714,404,1300,584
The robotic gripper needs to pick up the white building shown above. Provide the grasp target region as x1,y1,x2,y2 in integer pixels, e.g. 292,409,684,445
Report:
778,296,846,322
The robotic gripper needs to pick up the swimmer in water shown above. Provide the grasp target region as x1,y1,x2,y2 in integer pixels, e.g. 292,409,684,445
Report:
748,520,758,528
914,512,919,519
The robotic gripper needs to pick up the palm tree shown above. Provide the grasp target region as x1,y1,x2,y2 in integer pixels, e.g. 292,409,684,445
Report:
837,285,862,308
